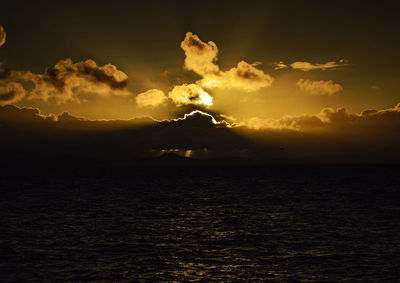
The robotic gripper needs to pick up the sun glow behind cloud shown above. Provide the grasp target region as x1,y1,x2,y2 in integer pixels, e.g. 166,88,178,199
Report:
0,26,360,123
168,84,213,106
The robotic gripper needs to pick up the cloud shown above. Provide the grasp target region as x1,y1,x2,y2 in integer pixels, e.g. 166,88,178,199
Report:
274,60,348,71
165,110,233,128
244,103,400,133
168,83,213,106
181,33,274,92
291,60,347,71
180,32,219,76
296,79,343,96
21,59,130,103
273,61,288,70
0,64,12,81
200,61,274,92
245,114,325,131
136,89,167,107
3,103,400,164
0,105,251,163
244,108,350,131
0,104,53,124
0,26,6,48
0,82,26,105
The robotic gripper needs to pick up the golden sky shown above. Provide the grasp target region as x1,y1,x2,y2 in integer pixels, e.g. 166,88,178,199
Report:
1,1,399,120
1,1,400,163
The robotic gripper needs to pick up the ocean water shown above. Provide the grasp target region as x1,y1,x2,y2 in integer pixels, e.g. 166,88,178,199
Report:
1,165,399,282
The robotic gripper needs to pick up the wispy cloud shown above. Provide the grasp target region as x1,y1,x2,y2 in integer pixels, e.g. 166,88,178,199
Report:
296,79,343,96
274,59,348,71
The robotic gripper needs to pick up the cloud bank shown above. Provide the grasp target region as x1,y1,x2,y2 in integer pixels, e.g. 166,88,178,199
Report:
2,103,400,164
244,103,400,132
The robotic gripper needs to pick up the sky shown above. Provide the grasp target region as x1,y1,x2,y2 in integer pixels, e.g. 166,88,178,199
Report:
1,0,400,163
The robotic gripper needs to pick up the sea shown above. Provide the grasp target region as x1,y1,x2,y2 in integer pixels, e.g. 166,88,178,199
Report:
1,165,399,282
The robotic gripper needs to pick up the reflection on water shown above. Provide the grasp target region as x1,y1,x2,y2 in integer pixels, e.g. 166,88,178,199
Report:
0,166,399,281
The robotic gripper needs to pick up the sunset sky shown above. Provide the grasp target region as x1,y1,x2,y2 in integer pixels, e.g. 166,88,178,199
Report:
1,0,400,163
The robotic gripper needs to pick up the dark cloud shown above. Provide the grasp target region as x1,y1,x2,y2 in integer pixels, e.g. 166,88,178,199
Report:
2,103,400,164
0,82,26,105
187,36,207,51
163,110,222,127
238,103,400,162
0,104,43,122
0,62,26,105
21,59,131,103
0,105,253,165
0,64,11,80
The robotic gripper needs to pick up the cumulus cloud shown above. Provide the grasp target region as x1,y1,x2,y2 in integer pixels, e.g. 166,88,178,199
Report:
180,32,274,92
200,61,274,92
296,79,343,96
0,26,6,48
136,89,167,107
168,83,213,106
21,59,130,103
0,82,26,105
181,32,219,76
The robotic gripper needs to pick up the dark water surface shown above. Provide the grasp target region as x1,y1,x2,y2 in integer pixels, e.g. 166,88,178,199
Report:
1,165,399,282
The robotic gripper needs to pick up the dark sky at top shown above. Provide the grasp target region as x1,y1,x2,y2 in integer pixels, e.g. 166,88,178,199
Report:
3,1,399,68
